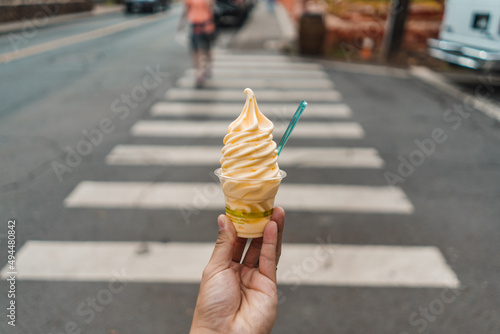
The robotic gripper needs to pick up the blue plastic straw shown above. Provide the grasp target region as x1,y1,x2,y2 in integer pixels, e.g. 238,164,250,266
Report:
277,100,307,156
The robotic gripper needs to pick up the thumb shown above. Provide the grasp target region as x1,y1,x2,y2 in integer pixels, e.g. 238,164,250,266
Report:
203,215,237,280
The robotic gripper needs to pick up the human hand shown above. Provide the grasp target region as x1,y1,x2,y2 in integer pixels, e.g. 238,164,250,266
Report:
190,207,285,334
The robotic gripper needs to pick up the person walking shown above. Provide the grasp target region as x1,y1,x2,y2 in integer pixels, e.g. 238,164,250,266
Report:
179,0,216,87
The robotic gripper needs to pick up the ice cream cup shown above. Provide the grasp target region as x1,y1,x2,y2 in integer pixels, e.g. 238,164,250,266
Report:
215,168,286,238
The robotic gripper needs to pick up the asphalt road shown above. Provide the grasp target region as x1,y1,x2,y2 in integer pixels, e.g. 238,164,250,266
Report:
1,4,500,334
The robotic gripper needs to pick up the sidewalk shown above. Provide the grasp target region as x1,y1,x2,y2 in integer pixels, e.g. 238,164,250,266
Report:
0,4,123,35
230,0,296,52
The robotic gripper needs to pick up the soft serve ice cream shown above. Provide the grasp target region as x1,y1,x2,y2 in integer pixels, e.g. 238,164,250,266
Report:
216,88,286,238
220,88,279,178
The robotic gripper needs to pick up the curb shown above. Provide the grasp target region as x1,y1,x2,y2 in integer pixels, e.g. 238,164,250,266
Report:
410,66,500,123
0,5,123,35
318,59,409,78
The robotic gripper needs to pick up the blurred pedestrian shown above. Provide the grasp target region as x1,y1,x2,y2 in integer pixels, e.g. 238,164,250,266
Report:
178,0,216,88
190,207,286,334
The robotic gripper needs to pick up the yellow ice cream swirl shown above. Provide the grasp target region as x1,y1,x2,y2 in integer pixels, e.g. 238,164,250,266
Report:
220,88,279,178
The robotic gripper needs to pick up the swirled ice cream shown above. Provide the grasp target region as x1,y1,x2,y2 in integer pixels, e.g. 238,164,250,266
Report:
220,88,279,178
216,88,285,238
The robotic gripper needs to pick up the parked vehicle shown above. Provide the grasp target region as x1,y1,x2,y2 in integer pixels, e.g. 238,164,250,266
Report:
428,0,500,71
214,0,254,27
125,0,170,13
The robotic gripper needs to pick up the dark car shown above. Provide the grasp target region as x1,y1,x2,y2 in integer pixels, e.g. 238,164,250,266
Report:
214,0,254,26
125,0,170,13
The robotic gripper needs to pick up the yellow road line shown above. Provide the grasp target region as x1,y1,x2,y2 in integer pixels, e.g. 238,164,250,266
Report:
0,12,168,64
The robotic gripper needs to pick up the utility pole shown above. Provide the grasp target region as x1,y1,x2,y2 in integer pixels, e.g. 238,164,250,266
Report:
384,0,411,61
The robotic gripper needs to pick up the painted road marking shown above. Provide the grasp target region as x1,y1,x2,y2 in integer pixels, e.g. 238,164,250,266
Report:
212,61,322,70
214,54,291,62
106,145,384,168
150,102,351,118
63,181,413,214
131,121,365,139
2,241,459,288
176,77,334,89
185,68,329,79
165,89,342,102
0,13,168,64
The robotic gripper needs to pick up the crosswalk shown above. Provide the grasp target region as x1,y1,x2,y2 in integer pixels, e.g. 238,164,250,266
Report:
176,77,335,89
9,241,458,287
1,53,460,290
64,182,414,214
150,102,351,118
165,88,342,102
106,146,384,168
130,120,365,138
184,68,329,78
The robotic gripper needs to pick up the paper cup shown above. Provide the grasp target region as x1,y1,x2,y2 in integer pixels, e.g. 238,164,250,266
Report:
215,168,286,238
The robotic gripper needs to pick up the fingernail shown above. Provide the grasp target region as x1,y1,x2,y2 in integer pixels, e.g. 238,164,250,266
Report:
218,215,225,231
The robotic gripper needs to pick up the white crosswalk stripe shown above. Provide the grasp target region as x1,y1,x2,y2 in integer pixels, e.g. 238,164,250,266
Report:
1,241,459,288
176,77,335,89
63,181,414,214
131,120,365,139
106,145,385,168
185,68,329,79
165,88,342,102
212,54,291,62
150,102,352,118
212,61,322,70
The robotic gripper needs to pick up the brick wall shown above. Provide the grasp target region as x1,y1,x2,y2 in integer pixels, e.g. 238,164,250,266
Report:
0,0,94,23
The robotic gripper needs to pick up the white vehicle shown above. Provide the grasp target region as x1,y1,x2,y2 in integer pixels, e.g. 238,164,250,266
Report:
428,0,500,71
